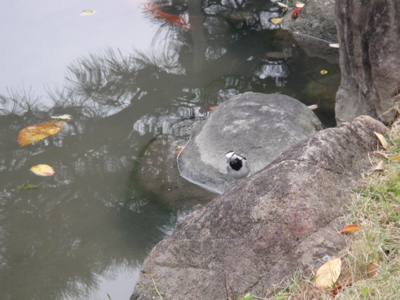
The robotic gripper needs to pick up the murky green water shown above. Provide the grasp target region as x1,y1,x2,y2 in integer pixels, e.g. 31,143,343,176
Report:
0,1,340,299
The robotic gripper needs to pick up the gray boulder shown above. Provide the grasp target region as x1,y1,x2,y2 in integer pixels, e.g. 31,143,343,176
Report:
335,0,400,124
131,115,387,300
178,93,323,194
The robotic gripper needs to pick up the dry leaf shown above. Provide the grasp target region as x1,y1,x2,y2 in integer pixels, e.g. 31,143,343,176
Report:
277,2,288,8
30,164,55,176
373,160,385,172
209,106,218,110
81,9,96,16
315,258,342,289
175,146,184,155
372,151,389,159
329,43,340,48
307,104,318,110
374,132,389,150
367,262,379,278
320,70,328,75
270,18,283,24
338,224,360,233
296,1,305,8
17,120,67,146
389,153,400,162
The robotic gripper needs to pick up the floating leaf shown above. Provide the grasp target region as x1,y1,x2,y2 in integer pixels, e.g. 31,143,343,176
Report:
367,262,379,278
277,2,288,8
374,132,389,150
315,258,342,289
30,164,55,176
320,70,328,75
17,120,66,146
329,43,340,48
81,9,96,16
373,160,385,172
389,153,400,162
51,114,71,120
19,183,38,191
270,18,283,24
307,104,318,110
338,224,360,233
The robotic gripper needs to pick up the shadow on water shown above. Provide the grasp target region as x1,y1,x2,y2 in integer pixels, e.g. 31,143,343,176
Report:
0,0,340,299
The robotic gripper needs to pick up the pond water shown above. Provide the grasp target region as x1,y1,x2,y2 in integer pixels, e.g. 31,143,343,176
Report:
0,0,340,299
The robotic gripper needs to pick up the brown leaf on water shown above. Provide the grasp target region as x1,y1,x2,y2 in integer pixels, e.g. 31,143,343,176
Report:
373,160,385,172
389,153,400,162
315,258,342,289
17,120,67,146
338,224,360,233
30,164,55,176
374,132,389,150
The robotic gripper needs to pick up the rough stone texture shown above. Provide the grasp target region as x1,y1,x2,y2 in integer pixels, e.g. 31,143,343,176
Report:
131,116,388,300
335,0,400,124
283,0,339,64
178,93,323,194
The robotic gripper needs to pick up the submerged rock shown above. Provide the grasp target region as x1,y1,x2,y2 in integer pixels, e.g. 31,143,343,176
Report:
131,116,387,300
178,92,323,194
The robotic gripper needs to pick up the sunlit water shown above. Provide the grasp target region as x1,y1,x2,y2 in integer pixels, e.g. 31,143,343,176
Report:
0,1,340,299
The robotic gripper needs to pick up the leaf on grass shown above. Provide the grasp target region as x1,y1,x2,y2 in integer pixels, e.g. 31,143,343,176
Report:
373,160,385,172
270,18,283,24
296,1,305,8
51,114,71,120
374,132,389,150
367,262,379,278
338,224,360,233
315,258,342,289
277,2,288,8
389,153,400,162
320,70,328,75
307,104,318,110
30,164,55,176
19,184,38,191
17,120,66,146
81,9,96,16
329,43,340,48
372,151,388,159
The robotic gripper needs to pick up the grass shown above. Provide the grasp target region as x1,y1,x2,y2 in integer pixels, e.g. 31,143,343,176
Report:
246,124,400,300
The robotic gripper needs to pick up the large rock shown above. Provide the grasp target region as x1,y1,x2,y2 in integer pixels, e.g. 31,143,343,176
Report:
131,116,387,300
178,93,323,194
335,0,400,124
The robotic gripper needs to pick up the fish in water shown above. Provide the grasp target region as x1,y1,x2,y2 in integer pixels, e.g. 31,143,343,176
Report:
225,151,250,179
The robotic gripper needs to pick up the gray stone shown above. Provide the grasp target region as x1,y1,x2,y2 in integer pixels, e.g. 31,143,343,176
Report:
131,116,387,300
335,0,400,124
177,93,323,194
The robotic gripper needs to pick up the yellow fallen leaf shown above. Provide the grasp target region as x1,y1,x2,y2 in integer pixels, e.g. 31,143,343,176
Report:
374,132,389,150
51,114,71,120
17,120,67,146
338,224,360,233
315,258,342,289
320,70,328,75
329,43,340,48
296,1,305,8
270,18,283,24
81,9,96,16
389,153,400,162
30,164,55,176
175,146,184,155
